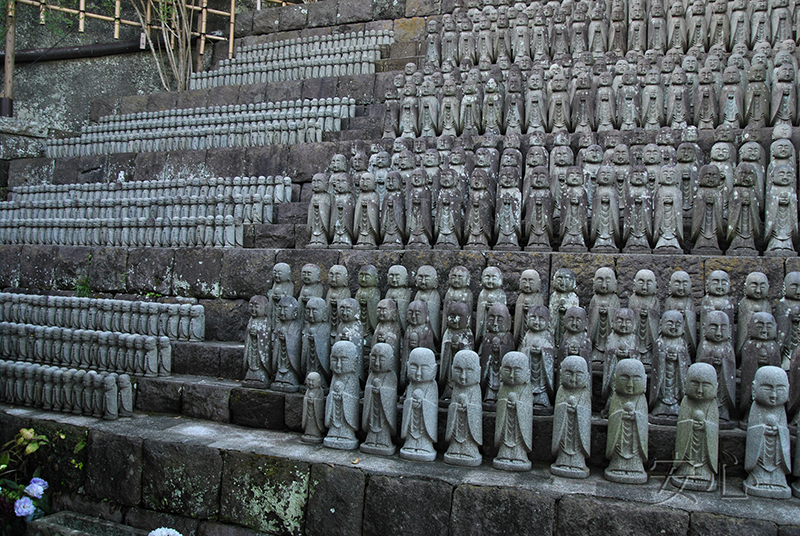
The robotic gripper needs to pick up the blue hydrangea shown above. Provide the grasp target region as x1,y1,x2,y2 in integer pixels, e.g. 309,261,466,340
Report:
14,497,35,517
24,483,44,499
148,529,182,536
29,477,48,490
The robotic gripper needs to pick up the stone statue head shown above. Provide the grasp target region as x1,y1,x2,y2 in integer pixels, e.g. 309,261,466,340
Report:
370,342,395,374
376,299,397,323
686,362,718,401
446,302,470,331
328,265,348,288
338,298,359,323
526,304,550,332
501,351,530,385
388,265,408,287
612,308,635,334
359,173,376,193
560,355,589,389
783,272,800,300
301,264,321,285
407,300,430,327
668,271,691,298
331,341,358,374
634,269,657,297
448,266,470,289
660,310,685,338
482,267,503,290
615,358,646,396
416,265,438,290
748,312,776,341
248,295,269,318
277,296,299,321
487,303,512,333
704,310,730,342
305,371,322,390
407,347,437,382
359,265,378,288
519,269,541,294
305,297,328,324
452,350,481,387
733,163,756,188
553,268,577,293
564,306,587,333
272,262,291,284
593,267,617,294
744,272,769,300
330,153,348,173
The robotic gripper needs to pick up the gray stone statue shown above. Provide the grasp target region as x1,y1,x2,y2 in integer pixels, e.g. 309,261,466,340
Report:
589,268,621,369
740,312,780,423
326,265,351,331
356,265,380,345
243,295,271,388
401,300,435,389
551,355,592,478
664,271,697,357
691,165,725,255
440,301,474,400
307,173,332,248
519,305,554,412
385,265,412,332
650,310,690,420
301,297,331,389
776,272,800,369
298,264,324,324
271,296,303,393
400,347,439,462
360,343,398,456
605,358,649,484
493,351,533,471
557,307,592,374
744,366,791,499
335,298,365,381
736,272,771,361
476,267,507,347
444,349,483,467
324,341,361,450
602,308,637,410
591,165,621,253
514,269,544,347
371,299,401,372
480,303,515,405
671,362,719,491
353,173,381,249
301,372,327,444
549,268,579,346
443,266,474,341
380,171,406,249
414,265,441,341
765,165,798,257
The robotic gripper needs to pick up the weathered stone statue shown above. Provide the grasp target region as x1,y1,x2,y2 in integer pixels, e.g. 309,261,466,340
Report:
736,272,772,360
298,263,324,323
589,268,621,369
493,351,534,471
653,166,683,253
602,308,637,408
401,300,435,388
360,343,398,456
386,265,412,332
650,310,690,420
443,266,473,340
558,307,592,373
740,312,781,423
665,271,697,357
691,165,725,255
356,265,380,345
326,265,350,331
551,355,592,478
330,162,355,249
494,167,523,250
623,166,653,253
301,372,327,444
271,296,303,392
476,267,507,347
406,167,433,249
744,64,769,128
464,168,494,250
559,167,589,252
744,366,792,499
353,173,381,249
380,171,406,249
671,362,719,491
549,268,579,346
765,165,798,257
307,173,332,248
776,273,800,369
440,301,475,399
591,165,621,253
434,168,463,249
514,269,544,346
628,269,660,367
324,341,361,450
372,299,402,371
480,303,514,405
301,297,331,389
727,163,761,256
444,349,483,467
523,166,554,251
335,298,365,381
243,295,271,388
519,304,555,412
414,265,441,339
605,358,649,484
400,347,439,462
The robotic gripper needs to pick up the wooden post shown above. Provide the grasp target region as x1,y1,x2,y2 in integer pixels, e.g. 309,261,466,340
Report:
1,0,15,117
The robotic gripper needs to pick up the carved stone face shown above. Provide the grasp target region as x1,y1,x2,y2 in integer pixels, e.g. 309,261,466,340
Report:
501,352,530,385
613,309,635,334
564,307,586,333
370,343,393,373
446,302,469,330
519,270,541,294
376,300,396,322
249,296,268,318
302,264,320,285
705,311,730,342
452,350,480,386
784,273,800,300
331,154,347,173
686,363,717,400
488,304,511,333
753,366,789,407
411,168,426,187
416,266,437,290
359,267,377,288
312,173,327,193
561,356,588,389
407,301,428,326
745,273,769,299
359,173,376,192
661,311,684,338
706,271,730,296
526,305,549,331
329,265,348,287
773,141,793,159
449,267,469,289
615,359,646,395
305,372,322,390
775,166,794,186
278,297,298,321
305,298,326,324
749,312,776,340
482,267,502,290
554,269,576,293
440,169,456,188
594,268,617,294
331,342,356,374
643,145,661,165
407,348,436,382
338,300,357,323
273,263,291,284
388,266,408,287
634,270,657,296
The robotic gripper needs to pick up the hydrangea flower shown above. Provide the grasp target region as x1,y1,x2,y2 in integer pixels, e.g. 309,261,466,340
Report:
29,478,48,490
24,483,44,499
14,497,35,517
148,528,182,536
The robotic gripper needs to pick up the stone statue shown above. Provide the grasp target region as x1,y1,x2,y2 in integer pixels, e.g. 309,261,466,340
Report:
360,343,398,456
301,372,327,444
476,267,507,347
765,165,798,257
519,305,555,411
623,166,652,253
602,308,637,409
653,166,683,253
523,166,554,251
589,268,621,369
402,300,435,388
271,296,303,392
356,265,380,345
444,349,483,466
493,351,534,471
434,168,463,249
591,165,621,253
744,65,769,128
549,268,579,345
464,168,494,250
440,301,475,399
301,297,331,389
482,78,504,136
691,165,725,255
559,167,589,252
406,167,433,249
298,264,324,323
324,341,361,450
494,167,523,250
243,295,271,388
514,269,544,346
665,271,697,357
371,299,402,372
557,307,592,373
307,173,332,248
776,273,800,369
736,272,772,360
380,171,405,249
628,269,660,367
386,265,412,332
727,164,761,256
605,358,649,484
400,347,439,462
414,265,441,339
480,303,514,405
325,264,350,331
353,173,381,249
650,310,690,420
443,266,473,341
551,355,592,478
740,312,781,422
671,362,719,492
744,366,791,499
335,298,365,381
419,79,440,138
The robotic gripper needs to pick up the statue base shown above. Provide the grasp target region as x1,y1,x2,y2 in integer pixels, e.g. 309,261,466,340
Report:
791,481,800,498
434,242,461,250
493,457,531,472
604,468,647,484
399,447,437,462
379,242,403,250
270,382,300,393
242,378,270,389
329,243,352,250
305,242,328,249
725,248,758,257
323,436,359,450
653,246,684,255
648,414,678,425
764,249,797,258
443,452,482,467
360,443,396,456
550,464,589,479
744,480,791,499
300,434,324,445
353,243,378,250
493,244,521,251
670,475,716,492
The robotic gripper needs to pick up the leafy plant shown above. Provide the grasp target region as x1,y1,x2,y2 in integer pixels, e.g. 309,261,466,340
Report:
0,429,51,536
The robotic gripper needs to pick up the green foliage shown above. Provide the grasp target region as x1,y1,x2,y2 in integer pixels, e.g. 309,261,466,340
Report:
0,428,50,481
74,275,91,297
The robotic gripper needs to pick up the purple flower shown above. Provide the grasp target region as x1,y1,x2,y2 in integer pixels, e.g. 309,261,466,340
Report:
29,478,48,490
14,497,35,517
24,483,44,499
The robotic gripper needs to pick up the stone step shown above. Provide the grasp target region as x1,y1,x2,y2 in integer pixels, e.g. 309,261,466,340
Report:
3,406,798,536
28,511,149,536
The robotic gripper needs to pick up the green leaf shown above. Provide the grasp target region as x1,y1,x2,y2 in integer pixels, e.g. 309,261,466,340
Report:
24,442,40,455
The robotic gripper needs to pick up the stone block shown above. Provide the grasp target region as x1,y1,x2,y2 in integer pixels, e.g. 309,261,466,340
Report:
118,94,149,116
199,521,272,536
406,0,440,16
237,83,268,106
275,202,308,224
177,89,210,110
363,476,452,536
219,344,246,380
306,465,365,536
124,508,200,535
205,147,246,178
451,485,555,536
220,248,275,299
616,254,704,306
207,85,241,109
125,248,174,295
253,224,295,249
301,77,338,101
29,420,87,494
245,145,288,177
230,387,286,429
202,298,249,342
234,10,254,37
19,245,56,289
307,0,337,27
336,0,371,23
283,392,303,431
147,92,178,113
374,72,396,103
86,430,143,506
50,493,126,524
220,451,310,535
173,342,221,377
265,80,304,104
393,17,426,43
90,97,115,123
166,149,210,178
337,75,376,105
280,4,308,30
7,157,54,189
252,8,281,34
0,245,21,288
556,495,689,536
132,152,169,182
182,381,232,423
135,377,183,414
780,528,800,536
703,256,784,304
141,440,223,518
387,42,420,61
171,248,223,298
88,247,128,293
76,155,108,184
689,512,777,536
550,252,618,307
286,142,337,184
52,157,80,185
293,224,310,249
374,0,405,20
104,153,137,183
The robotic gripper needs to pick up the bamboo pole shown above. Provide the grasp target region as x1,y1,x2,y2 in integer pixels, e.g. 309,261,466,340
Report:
78,0,84,32
2,0,15,116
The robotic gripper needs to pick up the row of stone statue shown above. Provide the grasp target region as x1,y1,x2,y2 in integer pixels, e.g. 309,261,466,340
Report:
384,52,800,137
0,215,245,249
0,323,172,378
0,360,134,421
307,162,797,255
423,0,799,69
46,99,356,157
303,340,800,499
0,293,204,342
232,29,394,61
